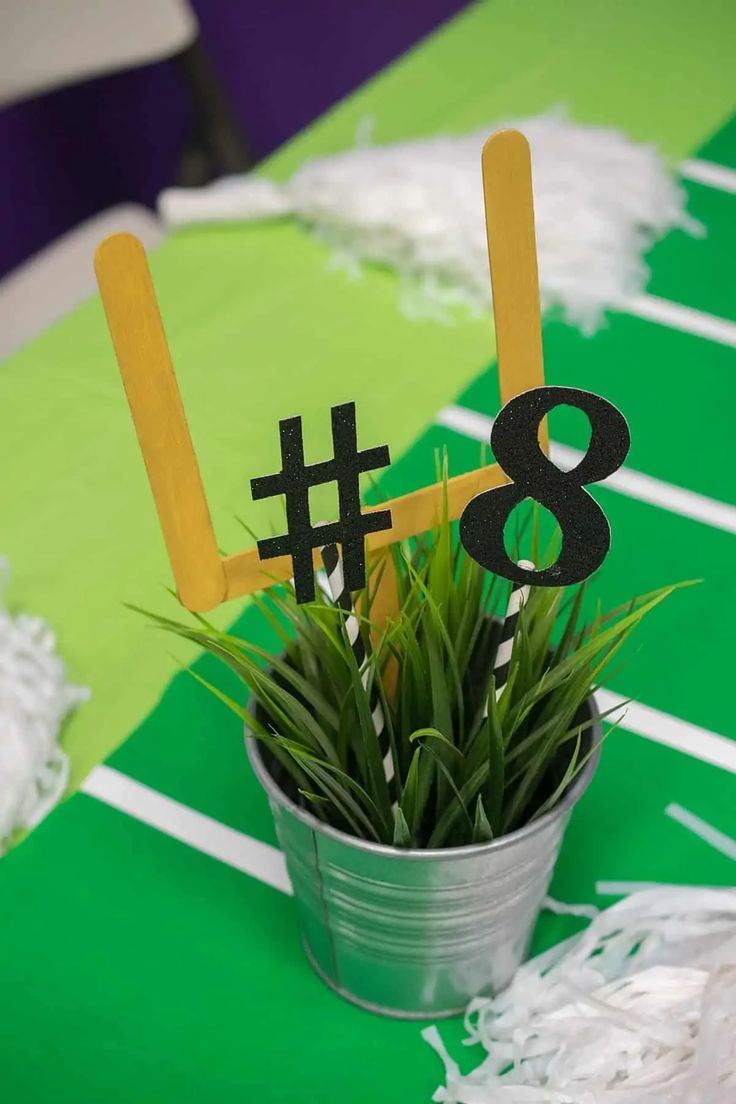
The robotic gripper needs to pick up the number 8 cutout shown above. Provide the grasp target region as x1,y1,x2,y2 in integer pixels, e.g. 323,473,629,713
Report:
459,385,631,587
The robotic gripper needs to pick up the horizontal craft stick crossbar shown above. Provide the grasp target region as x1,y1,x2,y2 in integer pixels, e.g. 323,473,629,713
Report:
94,128,545,614
220,461,513,600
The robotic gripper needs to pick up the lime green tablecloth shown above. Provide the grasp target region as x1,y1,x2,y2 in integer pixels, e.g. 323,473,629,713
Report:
1,2,735,1101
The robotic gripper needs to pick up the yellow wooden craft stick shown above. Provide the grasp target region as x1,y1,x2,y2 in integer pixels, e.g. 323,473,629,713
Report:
482,129,547,449
221,461,511,599
362,130,546,637
94,233,227,611
363,548,400,696
94,129,546,612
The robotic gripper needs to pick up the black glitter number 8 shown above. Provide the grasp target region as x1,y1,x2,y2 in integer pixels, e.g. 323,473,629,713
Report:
459,386,631,587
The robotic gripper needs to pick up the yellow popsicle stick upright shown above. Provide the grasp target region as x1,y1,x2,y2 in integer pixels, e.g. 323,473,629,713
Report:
482,129,548,450
94,233,227,611
94,129,546,613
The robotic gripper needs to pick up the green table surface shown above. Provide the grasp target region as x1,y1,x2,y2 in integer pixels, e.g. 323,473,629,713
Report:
1,2,735,1101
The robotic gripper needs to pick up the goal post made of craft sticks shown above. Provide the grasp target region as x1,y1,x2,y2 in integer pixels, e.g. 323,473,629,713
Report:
94,128,546,615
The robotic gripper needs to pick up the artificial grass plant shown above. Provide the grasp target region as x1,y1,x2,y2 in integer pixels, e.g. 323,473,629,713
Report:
138,506,684,851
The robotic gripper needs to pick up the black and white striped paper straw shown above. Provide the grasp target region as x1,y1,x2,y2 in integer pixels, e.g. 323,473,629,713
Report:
488,559,535,709
320,543,395,794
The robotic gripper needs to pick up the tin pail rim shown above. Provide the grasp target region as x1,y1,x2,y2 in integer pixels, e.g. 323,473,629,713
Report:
245,692,601,862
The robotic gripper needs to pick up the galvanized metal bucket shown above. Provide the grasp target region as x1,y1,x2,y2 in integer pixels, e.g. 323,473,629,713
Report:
246,697,600,1019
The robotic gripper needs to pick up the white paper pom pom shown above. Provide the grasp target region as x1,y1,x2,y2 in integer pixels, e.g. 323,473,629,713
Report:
425,887,736,1103
159,111,700,334
0,559,89,852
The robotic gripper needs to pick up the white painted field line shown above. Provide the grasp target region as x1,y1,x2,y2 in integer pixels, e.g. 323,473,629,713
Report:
680,158,736,195
76,706,736,905
595,689,736,775
78,706,736,898
81,764,293,896
618,292,736,348
436,405,736,535
597,803,736,898
665,802,736,862
621,157,736,345
595,880,728,897
80,691,736,890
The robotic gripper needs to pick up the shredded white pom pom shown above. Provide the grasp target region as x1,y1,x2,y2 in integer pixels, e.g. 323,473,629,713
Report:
0,559,89,853
424,887,736,1103
159,111,700,333
544,896,600,921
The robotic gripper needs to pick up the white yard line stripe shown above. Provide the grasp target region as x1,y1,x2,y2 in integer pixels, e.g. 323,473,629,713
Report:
595,880,727,897
665,802,736,862
618,292,736,347
680,158,736,194
81,764,293,895
78,694,736,897
436,405,736,535
595,689,736,775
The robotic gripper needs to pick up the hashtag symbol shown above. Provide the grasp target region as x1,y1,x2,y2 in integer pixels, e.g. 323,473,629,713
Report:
250,402,393,604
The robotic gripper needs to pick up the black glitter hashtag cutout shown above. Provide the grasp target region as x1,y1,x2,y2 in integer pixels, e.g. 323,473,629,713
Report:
250,402,392,603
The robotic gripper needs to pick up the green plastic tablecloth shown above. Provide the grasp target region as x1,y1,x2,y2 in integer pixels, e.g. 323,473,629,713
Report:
1,2,735,1101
